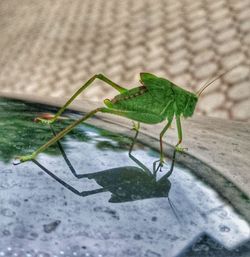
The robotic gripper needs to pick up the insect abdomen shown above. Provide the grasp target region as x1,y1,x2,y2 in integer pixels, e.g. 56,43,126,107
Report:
111,86,147,104
110,87,166,114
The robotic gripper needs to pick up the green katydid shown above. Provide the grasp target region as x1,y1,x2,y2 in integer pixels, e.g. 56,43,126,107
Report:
15,69,233,170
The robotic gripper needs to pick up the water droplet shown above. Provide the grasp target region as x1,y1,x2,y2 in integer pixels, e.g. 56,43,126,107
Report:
43,220,61,233
28,231,39,240
35,252,50,257
8,199,21,207
0,208,16,217
151,216,157,221
219,225,230,232
2,229,11,236
134,234,142,240
218,210,228,218
13,159,21,165
13,225,27,238
0,181,16,190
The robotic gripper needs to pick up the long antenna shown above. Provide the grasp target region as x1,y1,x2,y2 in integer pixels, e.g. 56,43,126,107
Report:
196,64,239,97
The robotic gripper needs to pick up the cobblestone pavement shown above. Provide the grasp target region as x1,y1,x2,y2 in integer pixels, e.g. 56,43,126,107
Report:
0,0,249,121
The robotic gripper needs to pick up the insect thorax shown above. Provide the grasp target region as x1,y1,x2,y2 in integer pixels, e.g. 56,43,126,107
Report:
173,87,198,118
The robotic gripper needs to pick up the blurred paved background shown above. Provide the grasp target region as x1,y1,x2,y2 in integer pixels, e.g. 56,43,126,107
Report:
0,0,249,121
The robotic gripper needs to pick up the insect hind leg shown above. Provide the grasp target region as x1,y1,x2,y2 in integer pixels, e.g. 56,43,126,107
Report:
36,74,127,125
17,108,103,163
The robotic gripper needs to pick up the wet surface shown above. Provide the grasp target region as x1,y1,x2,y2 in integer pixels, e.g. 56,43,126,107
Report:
0,98,250,257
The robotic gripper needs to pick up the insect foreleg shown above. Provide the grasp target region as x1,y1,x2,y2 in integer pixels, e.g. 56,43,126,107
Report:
159,118,173,164
37,74,127,124
175,115,185,152
153,118,173,173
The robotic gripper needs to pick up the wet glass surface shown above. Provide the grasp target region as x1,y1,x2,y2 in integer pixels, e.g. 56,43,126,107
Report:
0,98,249,257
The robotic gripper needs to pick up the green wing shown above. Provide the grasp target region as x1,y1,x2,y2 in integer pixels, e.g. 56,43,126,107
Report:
106,73,176,122
140,73,175,104
140,73,198,118
140,73,173,89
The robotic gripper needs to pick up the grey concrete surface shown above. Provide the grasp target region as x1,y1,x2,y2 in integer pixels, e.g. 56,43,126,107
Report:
2,93,249,219
0,98,249,256
0,0,250,120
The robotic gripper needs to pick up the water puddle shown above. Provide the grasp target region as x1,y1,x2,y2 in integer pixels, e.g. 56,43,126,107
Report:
0,98,249,257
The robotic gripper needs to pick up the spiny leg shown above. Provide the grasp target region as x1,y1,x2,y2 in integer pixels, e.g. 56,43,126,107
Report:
159,118,173,163
16,108,104,163
175,115,186,152
37,74,127,124
153,118,173,173
154,116,184,174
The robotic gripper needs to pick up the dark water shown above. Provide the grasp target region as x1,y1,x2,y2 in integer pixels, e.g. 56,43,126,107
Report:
0,98,249,257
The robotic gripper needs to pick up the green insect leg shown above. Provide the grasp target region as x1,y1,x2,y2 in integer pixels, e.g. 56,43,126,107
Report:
36,74,127,124
152,118,173,173
16,108,103,163
175,115,186,152
159,118,173,163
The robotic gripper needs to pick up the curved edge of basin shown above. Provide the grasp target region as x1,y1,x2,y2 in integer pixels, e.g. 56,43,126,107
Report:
1,92,250,223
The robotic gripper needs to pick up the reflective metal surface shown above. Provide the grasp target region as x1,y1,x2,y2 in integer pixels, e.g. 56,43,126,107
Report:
0,98,249,257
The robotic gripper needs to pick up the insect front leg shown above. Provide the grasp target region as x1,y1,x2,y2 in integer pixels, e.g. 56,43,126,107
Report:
159,118,173,163
36,74,127,125
153,118,173,173
175,115,187,152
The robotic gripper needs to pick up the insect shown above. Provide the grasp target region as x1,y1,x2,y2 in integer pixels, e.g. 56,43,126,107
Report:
15,68,233,171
